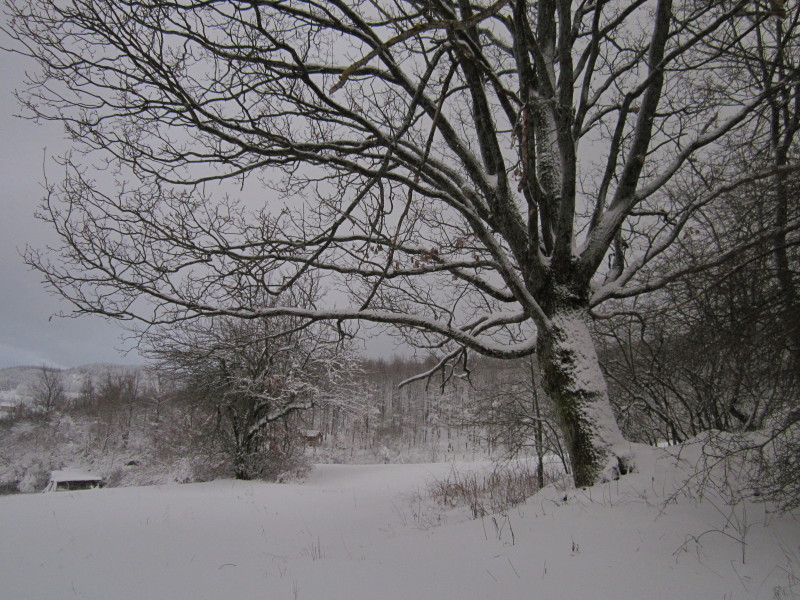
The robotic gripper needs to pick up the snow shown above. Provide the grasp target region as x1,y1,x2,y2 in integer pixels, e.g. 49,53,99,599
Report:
547,310,608,397
546,308,631,479
1,447,798,600
47,470,104,483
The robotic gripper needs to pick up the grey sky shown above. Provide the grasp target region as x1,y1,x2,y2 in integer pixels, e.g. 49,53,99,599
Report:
0,41,141,369
0,40,405,369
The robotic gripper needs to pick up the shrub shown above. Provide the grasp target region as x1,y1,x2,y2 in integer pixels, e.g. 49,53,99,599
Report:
754,412,800,512
428,461,547,518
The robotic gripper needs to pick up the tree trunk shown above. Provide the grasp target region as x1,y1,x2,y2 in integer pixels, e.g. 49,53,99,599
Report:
537,307,631,487
772,157,800,371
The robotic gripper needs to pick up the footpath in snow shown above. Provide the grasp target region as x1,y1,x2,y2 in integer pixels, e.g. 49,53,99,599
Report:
1,442,798,600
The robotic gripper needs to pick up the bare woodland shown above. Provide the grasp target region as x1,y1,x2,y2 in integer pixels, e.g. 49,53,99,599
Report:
2,0,799,486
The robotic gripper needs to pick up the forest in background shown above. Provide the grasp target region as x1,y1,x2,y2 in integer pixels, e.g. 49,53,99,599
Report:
0,356,555,494
2,279,797,514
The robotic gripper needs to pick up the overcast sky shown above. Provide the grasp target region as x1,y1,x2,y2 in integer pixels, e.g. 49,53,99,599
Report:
0,36,406,370
0,39,143,369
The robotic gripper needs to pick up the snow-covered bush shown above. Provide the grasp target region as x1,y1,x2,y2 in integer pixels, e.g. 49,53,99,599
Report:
16,460,48,493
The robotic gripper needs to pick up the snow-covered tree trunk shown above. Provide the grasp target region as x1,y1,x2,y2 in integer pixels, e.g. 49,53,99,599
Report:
537,304,631,488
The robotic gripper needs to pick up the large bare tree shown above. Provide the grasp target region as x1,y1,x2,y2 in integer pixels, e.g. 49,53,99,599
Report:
4,0,799,485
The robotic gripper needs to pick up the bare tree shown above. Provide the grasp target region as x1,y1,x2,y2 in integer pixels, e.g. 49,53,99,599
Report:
600,268,798,444
77,374,96,410
30,364,65,413
596,0,800,439
145,290,364,479
5,0,800,484
468,357,568,481
746,10,800,368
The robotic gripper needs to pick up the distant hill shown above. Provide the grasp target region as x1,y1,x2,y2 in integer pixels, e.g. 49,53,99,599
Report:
0,363,155,407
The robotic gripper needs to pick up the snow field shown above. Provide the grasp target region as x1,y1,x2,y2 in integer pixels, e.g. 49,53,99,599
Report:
1,447,798,600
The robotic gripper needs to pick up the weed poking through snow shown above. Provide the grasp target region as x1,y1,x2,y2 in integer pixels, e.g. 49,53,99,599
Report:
427,461,548,519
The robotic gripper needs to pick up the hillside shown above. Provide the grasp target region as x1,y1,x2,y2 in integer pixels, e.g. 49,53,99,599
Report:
1,439,797,600
0,363,154,407
0,359,513,493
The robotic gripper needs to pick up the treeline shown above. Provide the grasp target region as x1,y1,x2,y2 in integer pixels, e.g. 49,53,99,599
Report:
0,367,194,493
2,271,797,510
0,357,552,493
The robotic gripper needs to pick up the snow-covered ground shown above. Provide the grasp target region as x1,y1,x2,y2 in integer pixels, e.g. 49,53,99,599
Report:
1,442,798,600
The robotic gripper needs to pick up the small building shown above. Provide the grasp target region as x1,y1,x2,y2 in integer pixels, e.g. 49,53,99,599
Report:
302,430,324,447
43,470,105,492
0,402,17,420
